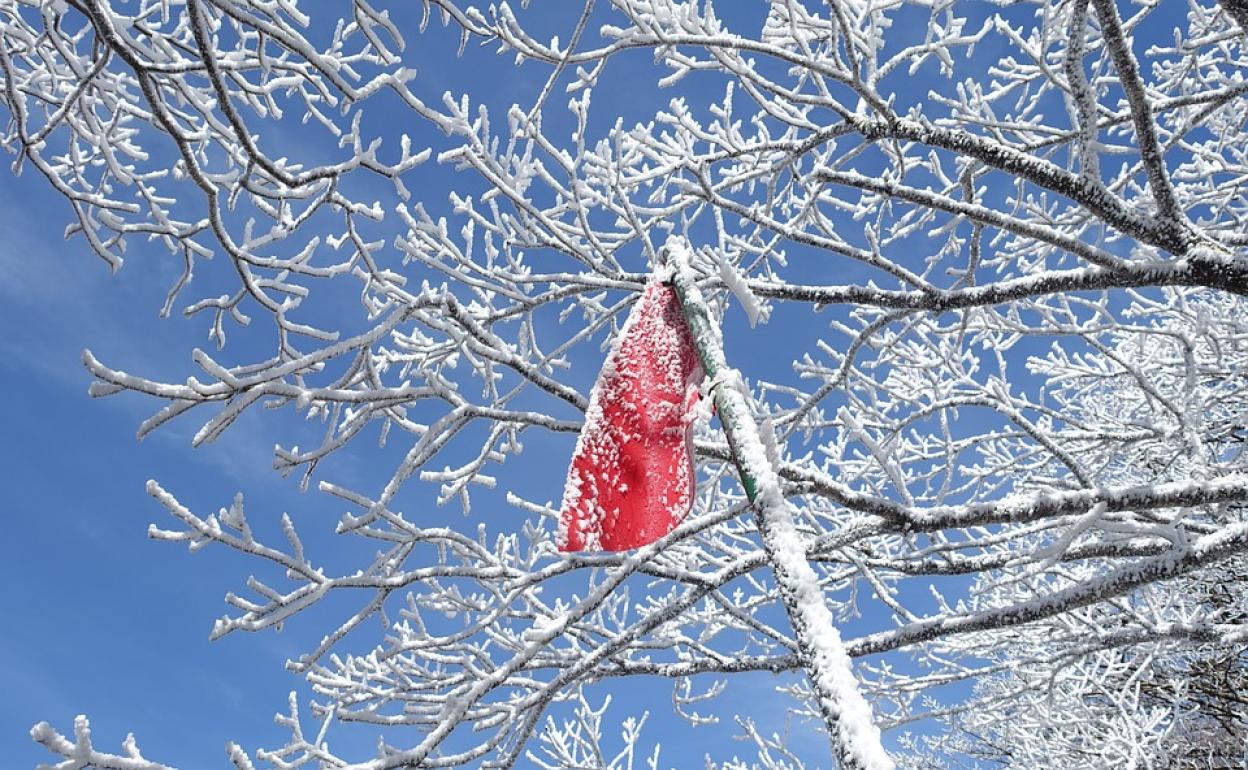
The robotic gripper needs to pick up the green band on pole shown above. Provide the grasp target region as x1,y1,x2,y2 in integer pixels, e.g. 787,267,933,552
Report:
669,267,762,502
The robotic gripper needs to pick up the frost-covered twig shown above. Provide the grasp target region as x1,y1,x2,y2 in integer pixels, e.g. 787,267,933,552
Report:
31,716,175,770
10,0,1248,767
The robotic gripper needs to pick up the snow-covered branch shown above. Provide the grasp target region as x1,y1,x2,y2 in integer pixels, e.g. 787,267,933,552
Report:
8,0,1248,767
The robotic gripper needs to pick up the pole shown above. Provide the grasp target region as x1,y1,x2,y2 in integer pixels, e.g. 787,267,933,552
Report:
666,241,894,770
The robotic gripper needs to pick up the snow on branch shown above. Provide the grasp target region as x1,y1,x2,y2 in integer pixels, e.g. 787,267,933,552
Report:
8,0,1248,767
31,716,175,770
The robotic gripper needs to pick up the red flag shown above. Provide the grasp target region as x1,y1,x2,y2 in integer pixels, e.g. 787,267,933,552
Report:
557,280,704,551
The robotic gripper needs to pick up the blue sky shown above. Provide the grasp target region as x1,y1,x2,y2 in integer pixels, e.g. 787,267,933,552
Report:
0,4,836,766
0,3,987,766
0,158,827,766
1,0,1207,767
0,177,298,762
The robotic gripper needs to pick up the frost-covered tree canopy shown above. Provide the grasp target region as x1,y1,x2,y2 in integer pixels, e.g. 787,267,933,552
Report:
4,0,1247,767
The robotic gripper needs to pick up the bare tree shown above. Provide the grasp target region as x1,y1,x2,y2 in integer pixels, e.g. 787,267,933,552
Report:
5,0,1248,768
897,290,1248,768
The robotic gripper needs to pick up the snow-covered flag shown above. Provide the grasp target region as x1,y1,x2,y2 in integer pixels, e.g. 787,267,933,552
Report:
557,279,704,551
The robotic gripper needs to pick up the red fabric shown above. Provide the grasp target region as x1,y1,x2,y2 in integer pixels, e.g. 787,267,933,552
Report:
558,282,704,551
